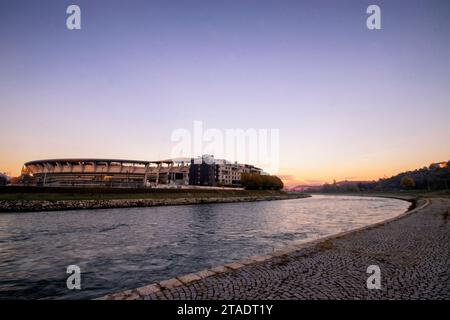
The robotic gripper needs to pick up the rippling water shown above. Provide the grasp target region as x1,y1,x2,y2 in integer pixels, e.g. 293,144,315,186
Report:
0,195,409,299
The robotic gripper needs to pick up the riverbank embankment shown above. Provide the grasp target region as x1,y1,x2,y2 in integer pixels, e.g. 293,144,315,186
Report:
0,187,309,213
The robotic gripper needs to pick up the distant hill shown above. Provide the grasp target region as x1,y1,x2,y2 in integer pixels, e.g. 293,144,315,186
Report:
300,161,450,192
378,161,450,190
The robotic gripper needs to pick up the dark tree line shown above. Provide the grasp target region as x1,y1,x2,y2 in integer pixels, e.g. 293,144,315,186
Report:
313,161,450,192
378,161,450,191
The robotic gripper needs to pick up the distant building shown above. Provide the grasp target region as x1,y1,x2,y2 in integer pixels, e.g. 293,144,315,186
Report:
188,155,216,186
215,162,263,187
187,155,264,187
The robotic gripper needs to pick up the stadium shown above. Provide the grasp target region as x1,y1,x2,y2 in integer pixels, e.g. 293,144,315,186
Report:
22,158,190,187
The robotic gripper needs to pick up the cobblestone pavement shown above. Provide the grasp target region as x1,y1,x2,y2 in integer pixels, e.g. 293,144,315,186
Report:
105,197,450,300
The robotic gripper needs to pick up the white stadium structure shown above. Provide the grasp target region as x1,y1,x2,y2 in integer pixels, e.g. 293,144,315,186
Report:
22,158,190,187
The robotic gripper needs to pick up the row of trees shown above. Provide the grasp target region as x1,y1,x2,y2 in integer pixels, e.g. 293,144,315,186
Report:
319,181,369,193
241,173,284,190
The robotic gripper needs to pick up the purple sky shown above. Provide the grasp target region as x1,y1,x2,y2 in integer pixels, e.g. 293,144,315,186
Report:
1,0,449,184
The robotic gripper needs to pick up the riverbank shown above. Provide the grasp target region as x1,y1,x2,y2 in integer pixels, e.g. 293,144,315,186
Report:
101,195,450,300
0,189,309,213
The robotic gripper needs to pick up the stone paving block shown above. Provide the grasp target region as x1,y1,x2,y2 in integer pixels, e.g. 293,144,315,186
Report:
159,278,183,289
239,258,257,265
124,292,140,300
177,273,202,285
225,262,245,270
196,269,217,279
210,266,230,274
136,284,161,296
104,289,140,300
249,255,272,262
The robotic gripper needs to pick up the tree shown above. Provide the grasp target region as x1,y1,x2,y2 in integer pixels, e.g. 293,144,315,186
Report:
0,173,8,186
400,176,415,190
241,173,283,190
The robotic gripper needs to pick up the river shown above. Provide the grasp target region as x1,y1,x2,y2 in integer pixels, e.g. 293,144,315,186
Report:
0,195,409,299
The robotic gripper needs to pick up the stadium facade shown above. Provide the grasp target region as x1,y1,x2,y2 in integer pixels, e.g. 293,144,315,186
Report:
21,156,264,188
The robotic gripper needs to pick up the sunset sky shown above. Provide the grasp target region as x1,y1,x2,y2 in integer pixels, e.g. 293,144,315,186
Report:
1,0,449,185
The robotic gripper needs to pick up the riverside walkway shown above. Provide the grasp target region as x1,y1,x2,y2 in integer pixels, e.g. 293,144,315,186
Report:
102,197,450,300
